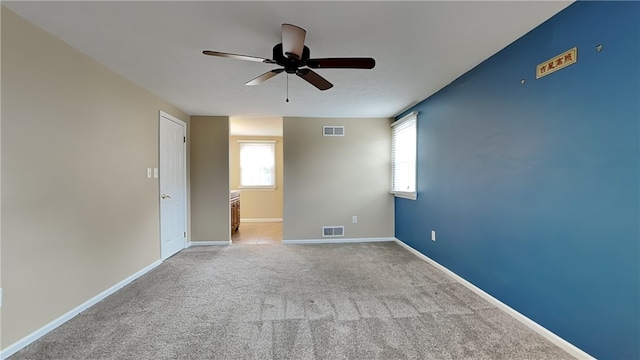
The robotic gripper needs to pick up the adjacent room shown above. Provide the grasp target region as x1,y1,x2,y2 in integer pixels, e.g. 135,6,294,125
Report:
229,117,284,245
1,1,638,359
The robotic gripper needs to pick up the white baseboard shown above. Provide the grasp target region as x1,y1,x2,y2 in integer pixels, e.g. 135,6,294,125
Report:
1,260,162,359
187,240,231,246
394,239,595,360
240,218,282,223
283,237,395,245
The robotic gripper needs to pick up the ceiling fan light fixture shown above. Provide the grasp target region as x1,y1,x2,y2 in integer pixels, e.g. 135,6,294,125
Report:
281,23,306,60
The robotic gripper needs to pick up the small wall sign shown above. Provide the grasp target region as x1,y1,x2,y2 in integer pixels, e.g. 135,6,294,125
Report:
536,47,577,79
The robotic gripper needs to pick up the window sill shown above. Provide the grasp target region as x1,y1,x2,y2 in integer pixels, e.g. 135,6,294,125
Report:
391,191,417,200
239,186,277,191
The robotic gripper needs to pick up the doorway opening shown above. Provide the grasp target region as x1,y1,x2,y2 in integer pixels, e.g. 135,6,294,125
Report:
229,116,283,244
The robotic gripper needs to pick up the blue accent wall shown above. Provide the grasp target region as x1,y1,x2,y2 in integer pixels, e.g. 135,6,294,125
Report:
394,2,639,359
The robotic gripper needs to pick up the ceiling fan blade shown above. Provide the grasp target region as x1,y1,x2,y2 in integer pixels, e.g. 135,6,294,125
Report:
296,69,333,90
282,24,306,60
306,58,376,69
245,69,284,86
203,50,276,64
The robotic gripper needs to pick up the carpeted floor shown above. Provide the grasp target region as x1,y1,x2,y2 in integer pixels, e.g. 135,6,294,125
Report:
10,242,574,359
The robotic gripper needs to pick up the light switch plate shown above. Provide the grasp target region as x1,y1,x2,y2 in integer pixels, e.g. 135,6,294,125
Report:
431,230,436,241
146,168,152,178
153,168,158,178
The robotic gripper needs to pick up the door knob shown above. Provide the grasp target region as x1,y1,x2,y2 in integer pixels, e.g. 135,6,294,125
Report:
161,194,171,199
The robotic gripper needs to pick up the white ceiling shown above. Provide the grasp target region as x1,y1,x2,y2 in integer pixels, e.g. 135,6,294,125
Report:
5,1,572,120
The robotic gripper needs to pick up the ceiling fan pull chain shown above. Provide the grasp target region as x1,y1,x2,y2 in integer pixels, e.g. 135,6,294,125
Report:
286,74,290,102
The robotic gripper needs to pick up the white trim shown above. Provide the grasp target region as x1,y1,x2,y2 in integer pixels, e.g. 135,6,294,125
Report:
390,191,417,200
236,187,277,192
240,218,282,223
237,140,276,143
238,185,277,190
394,239,595,360
1,260,162,359
159,111,188,260
187,240,231,247
160,111,185,125
283,237,395,245
391,111,418,127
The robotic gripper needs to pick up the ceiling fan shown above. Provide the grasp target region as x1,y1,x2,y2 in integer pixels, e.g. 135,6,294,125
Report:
203,23,375,92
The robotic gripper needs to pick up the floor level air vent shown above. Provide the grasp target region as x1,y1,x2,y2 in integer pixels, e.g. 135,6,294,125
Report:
322,226,345,237
323,126,345,136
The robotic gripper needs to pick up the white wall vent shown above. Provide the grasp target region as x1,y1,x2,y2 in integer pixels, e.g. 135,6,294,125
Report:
322,226,345,237
323,126,345,137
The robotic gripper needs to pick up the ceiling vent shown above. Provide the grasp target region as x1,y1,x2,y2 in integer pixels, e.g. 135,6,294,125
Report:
322,226,344,237
323,126,345,137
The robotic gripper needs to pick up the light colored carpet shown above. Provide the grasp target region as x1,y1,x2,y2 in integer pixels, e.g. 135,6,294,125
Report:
9,242,574,359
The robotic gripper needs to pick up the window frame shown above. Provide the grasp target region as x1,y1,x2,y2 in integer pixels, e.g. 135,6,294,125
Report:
390,111,418,200
238,140,277,189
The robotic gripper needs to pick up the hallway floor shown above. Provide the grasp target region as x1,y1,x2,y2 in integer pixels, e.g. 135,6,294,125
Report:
232,222,282,244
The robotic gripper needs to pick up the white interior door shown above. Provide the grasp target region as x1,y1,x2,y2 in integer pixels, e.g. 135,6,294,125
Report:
160,111,187,260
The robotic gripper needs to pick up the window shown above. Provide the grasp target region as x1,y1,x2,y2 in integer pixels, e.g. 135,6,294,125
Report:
239,141,276,188
391,112,417,200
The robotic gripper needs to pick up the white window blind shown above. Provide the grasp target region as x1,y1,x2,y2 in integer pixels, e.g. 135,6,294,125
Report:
239,141,276,188
391,112,417,200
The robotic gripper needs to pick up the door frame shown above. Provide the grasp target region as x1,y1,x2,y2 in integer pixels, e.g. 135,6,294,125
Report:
159,110,188,260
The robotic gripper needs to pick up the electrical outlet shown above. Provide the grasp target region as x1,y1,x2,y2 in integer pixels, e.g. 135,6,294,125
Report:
352,216,358,224
431,230,436,241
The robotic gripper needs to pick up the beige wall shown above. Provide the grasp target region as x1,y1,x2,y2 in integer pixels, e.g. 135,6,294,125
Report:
0,5,3,347
1,7,188,349
189,116,230,242
283,117,394,240
229,136,283,220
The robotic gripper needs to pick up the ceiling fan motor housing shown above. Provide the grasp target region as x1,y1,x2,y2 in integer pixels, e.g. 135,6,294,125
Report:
273,43,311,73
